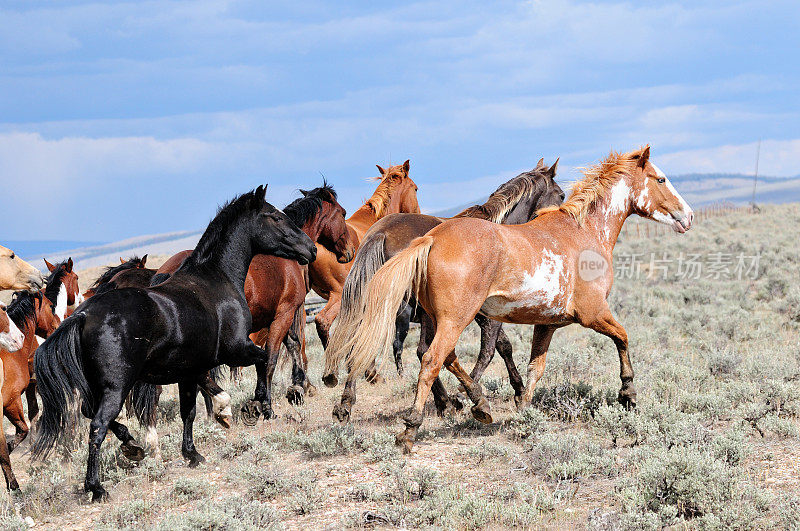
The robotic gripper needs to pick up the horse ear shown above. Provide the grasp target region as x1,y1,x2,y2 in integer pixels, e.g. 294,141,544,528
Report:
376,165,386,176
66,258,73,272
402,160,410,173
141,254,148,266
548,158,559,177
299,189,309,197
44,259,56,272
535,158,545,169
120,257,126,264
255,185,267,201
637,145,650,169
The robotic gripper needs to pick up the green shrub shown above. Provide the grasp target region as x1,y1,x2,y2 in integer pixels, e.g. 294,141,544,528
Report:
507,407,548,440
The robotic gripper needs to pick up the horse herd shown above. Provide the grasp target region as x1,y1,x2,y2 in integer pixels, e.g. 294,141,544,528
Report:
0,146,693,501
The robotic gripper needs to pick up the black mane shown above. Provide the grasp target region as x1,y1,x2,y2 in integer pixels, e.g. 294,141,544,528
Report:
91,256,145,289
7,290,41,330
44,261,69,304
186,188,267,267
284,182,338,228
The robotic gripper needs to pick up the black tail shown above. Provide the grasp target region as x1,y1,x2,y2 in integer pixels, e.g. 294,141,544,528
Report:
32,313,92,459
149,272,171,286
129,381,159,427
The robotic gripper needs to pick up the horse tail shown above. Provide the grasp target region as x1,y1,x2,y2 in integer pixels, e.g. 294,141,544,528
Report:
129,381,159,427
149,272,171,286
323,232,386,380
31,313,91,459
334,235,433,383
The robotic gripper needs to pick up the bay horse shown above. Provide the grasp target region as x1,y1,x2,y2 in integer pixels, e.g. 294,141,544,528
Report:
0,291,60,490
309,160,420,359
324,160,565,422
32,186,317,501
328,147,694,452
83,255,153,298
43,258,84,320
150,183,358,424
0,304,25,490
0,246,44,292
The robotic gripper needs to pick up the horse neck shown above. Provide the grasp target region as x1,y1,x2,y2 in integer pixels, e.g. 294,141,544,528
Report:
190,222,254,291
582,182,634,255
300,211,326,243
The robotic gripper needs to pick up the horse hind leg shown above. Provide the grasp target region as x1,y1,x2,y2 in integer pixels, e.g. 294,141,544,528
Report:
445,357,493,424
393,303,413,376
5,398,30,454
109,420,145,462
86,389,129,501
178,381,204,467
199,372,232,428
417,312,457,416
518,324,558,410
495,326,525,401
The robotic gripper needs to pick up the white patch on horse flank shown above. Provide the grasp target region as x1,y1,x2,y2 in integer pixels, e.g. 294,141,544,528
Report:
54,283,68,320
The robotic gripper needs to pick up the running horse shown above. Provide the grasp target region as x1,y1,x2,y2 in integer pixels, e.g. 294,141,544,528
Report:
325,160,564,421
150,183,358,422
0,291,60,490
328,147,694,452
309,160,420,361
32,186,317,501
0,246,44,292
0,304,25,490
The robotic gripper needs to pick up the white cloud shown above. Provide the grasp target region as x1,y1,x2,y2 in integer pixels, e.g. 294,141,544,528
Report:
657,139,800,177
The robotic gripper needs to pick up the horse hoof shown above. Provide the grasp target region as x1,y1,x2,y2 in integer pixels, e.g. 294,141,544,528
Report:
396,364,404,377
8,480,19,492
322,373,338,388
395,433,414,454
215,413,232,429
121,441,145,462
332,404,351,423
240,401,262,427
90,488,109,503
184,452,206,468
262,406,277,420
471,398,494,424
618,391,637,410
286,385,305,406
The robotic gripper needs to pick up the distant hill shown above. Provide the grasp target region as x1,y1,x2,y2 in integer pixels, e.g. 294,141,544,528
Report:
9,172,799,269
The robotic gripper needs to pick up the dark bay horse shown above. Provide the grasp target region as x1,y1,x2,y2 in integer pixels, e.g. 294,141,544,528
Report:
0,291,60,490
308,161,420,354
328,147,694,452
151,184,358,423
324,160,564,421
32,186,317,501
83,255,154,298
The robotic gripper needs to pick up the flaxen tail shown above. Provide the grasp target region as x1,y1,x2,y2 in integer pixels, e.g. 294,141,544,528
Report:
324,232,387,379
329,236,433,383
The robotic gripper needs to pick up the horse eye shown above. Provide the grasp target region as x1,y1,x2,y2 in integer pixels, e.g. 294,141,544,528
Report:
657,178,666,184
9,253,14,259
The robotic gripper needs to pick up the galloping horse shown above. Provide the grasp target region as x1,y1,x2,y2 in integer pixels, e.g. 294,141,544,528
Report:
84,255,153,298
0,246,44,292
0,304,25,490
328,147,694,452
43,258,84,320
0,291,60,490
32,186,317,501
325,160,564,421
150,184,358,422
309,161,420,359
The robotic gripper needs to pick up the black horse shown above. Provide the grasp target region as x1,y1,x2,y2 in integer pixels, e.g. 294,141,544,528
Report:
32,186,316,501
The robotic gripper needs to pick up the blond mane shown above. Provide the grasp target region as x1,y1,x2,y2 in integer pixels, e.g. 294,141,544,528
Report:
537,149,642,225
364,172,407,218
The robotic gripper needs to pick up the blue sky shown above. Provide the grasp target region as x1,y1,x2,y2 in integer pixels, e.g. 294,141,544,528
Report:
2,0,799,240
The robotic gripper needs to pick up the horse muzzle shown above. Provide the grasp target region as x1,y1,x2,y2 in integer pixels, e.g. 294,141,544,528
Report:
671,210,693,234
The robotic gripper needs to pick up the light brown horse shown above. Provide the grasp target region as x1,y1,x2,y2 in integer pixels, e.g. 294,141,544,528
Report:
309,160,420,357
328,147,694,452
0,246,44,292
0,291,60,490
0,303,25,490
324,160,565,421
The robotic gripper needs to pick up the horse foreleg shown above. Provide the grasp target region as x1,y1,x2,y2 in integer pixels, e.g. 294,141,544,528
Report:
198,372,232,428
4,398,29,454
0,365,19,491
468,314,503,384
177,381,204,467
314,295,341,349
518,325,558,410
109,420,145,462
495,326,524,399
284,318,308,405
444,358,493,424
584,309,634,408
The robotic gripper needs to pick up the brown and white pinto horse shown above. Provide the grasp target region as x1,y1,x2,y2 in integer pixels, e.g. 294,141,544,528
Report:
0,246,44,292
325,160,564,421
309,160,420,354
0,303,26,490
0,291,60,490
328,147,694,452
43,258,83,320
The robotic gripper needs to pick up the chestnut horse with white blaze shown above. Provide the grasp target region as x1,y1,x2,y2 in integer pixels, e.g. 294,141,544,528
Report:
309,160,420,357
0,246,44,292
329,147,693,452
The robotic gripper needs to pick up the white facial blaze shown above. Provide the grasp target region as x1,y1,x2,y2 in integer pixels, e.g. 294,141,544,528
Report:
652,163,692,216
54,283,68,320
